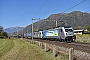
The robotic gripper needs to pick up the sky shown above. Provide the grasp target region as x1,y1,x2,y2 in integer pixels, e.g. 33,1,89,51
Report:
0,0,90,29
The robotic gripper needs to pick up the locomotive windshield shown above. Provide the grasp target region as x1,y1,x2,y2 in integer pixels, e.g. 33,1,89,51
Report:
65,29,73,32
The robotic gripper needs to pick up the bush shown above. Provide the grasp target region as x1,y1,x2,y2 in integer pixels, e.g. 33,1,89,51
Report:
0,32,8,38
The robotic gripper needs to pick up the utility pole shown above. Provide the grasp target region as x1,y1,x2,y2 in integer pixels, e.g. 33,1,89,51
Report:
10,27,12,37
56,20,57,27
32,19,33,41
22,27,24,39
16,26,18,38
32,18,40,41
37,26,38,31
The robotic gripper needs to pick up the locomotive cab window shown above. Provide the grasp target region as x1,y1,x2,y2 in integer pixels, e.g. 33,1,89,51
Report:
48,32,53,33
65,29,73,32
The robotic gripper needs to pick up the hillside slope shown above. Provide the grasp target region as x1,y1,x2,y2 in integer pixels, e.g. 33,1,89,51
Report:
14,11,90,35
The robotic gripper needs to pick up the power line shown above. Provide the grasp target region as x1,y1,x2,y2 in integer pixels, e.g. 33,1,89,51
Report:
39,0,87,27
48,0,63,12
62,0,86,13
33,0,87,21
33,0,48,17
41,0,86,18
41,0,63,17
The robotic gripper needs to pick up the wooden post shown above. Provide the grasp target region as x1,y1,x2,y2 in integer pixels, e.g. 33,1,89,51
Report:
41,42,42,48
72,48,74,57
33,40,35,44
34,41,36,44
44,42,47,51
69,48,72,60
32,40,34,44
39,42,40,46
53,45,56,57
69,48,74,60
31,40,33,44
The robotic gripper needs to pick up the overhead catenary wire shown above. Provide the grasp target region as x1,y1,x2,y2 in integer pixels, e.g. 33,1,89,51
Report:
39,0,87,27
33,0,87,21
62,0,86,13
31,0,87,41
41,0,86,18
57,0,87,26
33,0,48,17
41,0,63,17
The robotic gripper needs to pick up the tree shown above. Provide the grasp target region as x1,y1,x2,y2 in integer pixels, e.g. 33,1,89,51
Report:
0,32,8,38
1,32,8,38
0,26,8,38
0,26,3,32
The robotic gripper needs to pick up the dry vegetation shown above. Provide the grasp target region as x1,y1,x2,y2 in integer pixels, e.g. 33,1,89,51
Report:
75,34,90,43
0,38,68,60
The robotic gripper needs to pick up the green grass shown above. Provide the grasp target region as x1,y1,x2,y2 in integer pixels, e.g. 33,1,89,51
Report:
0,39,15,57
76,34,90,38
0,38,68,60
75,34,90,43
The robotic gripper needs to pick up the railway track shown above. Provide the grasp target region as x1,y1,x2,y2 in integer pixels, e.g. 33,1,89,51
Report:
32,39,90,54
25,38,90,60
68,42,90,47
67,42,90,54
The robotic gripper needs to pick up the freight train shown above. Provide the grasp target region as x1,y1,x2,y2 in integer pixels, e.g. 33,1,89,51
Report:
33,26,76,42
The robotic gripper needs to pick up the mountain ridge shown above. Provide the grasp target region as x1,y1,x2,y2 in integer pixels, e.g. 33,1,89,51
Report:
4,27,24,34
13,11,90,35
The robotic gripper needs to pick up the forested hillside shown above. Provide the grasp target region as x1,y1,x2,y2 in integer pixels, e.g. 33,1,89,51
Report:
13,11,90,35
